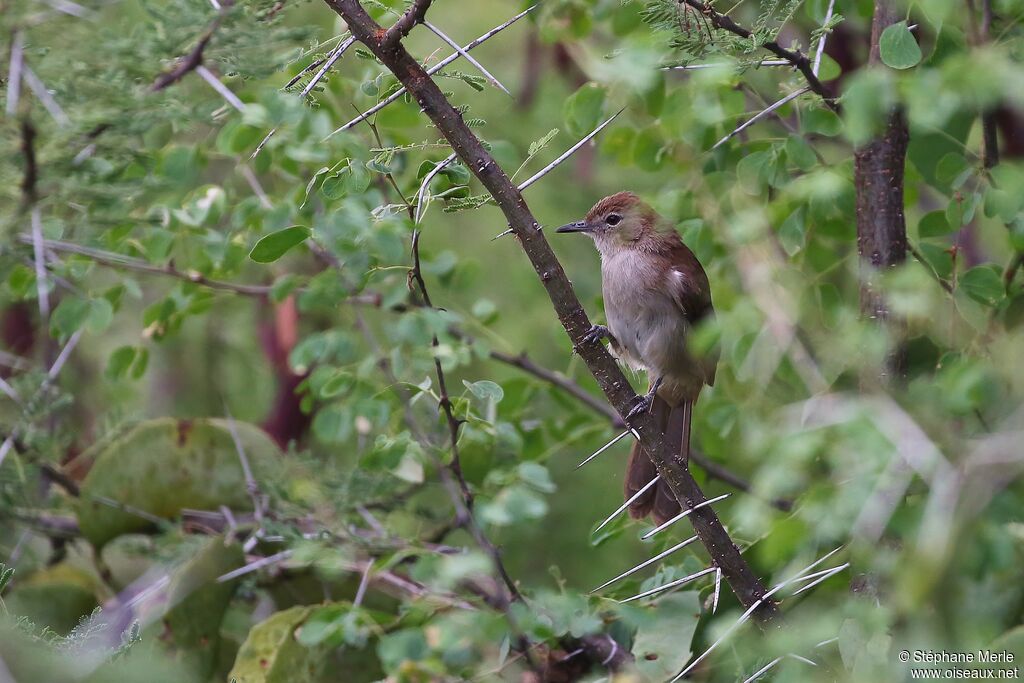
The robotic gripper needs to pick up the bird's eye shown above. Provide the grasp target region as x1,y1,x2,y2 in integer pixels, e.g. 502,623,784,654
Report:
606,213,621,226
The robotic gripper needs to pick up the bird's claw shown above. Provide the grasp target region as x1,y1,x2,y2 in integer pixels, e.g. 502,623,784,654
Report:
581,324,610,346
625,393,654,421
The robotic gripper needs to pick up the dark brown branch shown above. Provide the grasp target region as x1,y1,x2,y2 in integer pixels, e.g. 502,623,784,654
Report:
855,0,910,382
152,9,227,92
325,0,779,624
680,0,839,112
19,119,38,209
382,0,434,47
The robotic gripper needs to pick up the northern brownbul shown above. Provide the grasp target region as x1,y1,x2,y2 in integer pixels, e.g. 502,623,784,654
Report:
557,191,719,524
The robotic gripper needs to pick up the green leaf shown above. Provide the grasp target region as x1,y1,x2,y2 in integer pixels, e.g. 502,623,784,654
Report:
322,159,371,200
918,210,953,237
959,265,1004,306
785,136,817,171
229,607,331,683
563,84,606,137
631,593,701,680
50,297,90,338
154,537,244,678
879,22,922,69
75,418,282,547
463,379,504,403
803,108,842,136
778,207,806,256
249,226,311,263
106,346,137,381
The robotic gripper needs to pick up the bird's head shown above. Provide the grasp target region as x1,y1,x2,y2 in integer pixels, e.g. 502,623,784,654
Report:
556,191,658,253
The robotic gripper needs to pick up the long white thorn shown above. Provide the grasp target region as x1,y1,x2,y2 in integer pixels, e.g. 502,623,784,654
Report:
424,21,511,96
518,108,623,191
672,585,783,681
414,152,457,224
619,567,716,603
742,657,783,683
712,566,722,613
576,429,634,469
327,5,538,138
788,654,819,666
812,0,837,77
217,550,292,583
594,475,659,533
196,65,246,112
640,493,731,539
791,563,849,596
6,31,24,117
663,59,790,71
590,535,698,593
0,376,21,404
23,65,69,126
299,36,355,99
31,208,50,322
672,546,846,682
711,87,808,151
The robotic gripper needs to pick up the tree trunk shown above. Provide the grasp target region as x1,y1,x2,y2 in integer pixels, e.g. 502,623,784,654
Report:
854,0,910,381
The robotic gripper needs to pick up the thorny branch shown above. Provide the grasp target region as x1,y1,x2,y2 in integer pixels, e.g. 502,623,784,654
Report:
679,0,840,112
325,0,780,624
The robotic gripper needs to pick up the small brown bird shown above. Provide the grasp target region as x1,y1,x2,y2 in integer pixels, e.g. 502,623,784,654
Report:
557,191,718,524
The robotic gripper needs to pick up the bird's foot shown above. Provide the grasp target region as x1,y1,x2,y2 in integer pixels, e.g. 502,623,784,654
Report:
625,393,654,421
581,324,611,346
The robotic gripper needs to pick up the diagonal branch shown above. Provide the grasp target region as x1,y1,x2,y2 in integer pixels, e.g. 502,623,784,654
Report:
680,0,839,111
324,0,779,624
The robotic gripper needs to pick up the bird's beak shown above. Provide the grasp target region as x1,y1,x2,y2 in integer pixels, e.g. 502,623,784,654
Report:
556,220,593,234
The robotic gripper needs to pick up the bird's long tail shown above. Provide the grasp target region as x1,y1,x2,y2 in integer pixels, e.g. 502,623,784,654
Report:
624,397,693,525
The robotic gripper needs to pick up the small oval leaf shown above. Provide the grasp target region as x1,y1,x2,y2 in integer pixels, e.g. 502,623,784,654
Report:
879,21,922,69
249,226,311,263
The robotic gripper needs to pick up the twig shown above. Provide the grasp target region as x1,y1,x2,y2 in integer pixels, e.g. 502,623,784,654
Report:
1004,253,1023,291
424,21,511,96
16,234,379,305
680,0,839,111
907,241,954,294
223,405,265,528
326,0,780,625
414,153,457,223
19,119,38,208
152,13,223,92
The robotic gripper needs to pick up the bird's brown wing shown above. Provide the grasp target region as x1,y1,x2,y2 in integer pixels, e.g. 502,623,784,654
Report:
662,238,719,386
